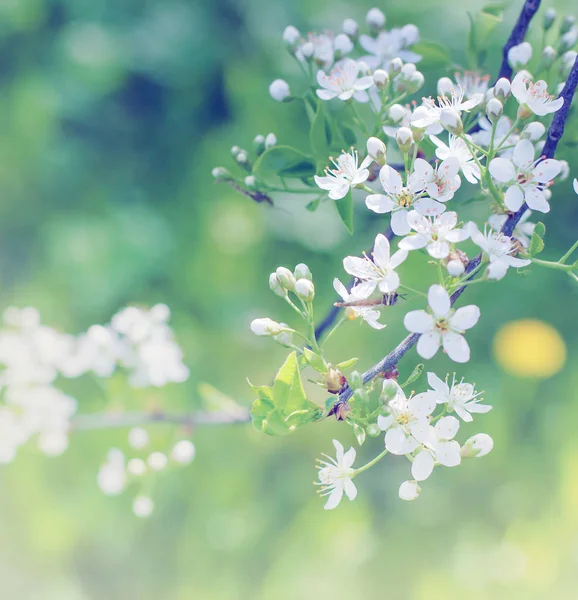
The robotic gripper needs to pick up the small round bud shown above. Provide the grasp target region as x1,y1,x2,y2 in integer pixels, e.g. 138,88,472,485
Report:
127,458,147,476
265,132,277,149
253,135,265,154
401,24,419,46
171,440,196,464
244,175,256,188
373,69,389,88
342,18,359,38
381,379,398,403
275,266,296,290
133,496,154,518
349,371,364,390
388,103,406,123
235,150,248,164
544,8,556,31
366,423,381,437
541,45,557,68
447,259,465,277
561,51,578,77
400,63,416,77
507,42,532,69
399,480,421,501
485,97,503,122
461,433,494,458
250,318,285,337
440,108,463,135
325,368,345,394
128,427,150,450
211,167,231,181
269,273,286,297
366,7,386,29
300,41,314,59
366,137,387,165
437,76,453,97
560,16,575,35
396,126,413,151
493,77,511,100
560,28,578,53
520,122,545,141
389,57,403,76
295,278,315,302
407,71,424,93
269,79,291,102
294,263,312,281
231,145,241,157
334,33,353,57
283,25,300,47
147,451,168,471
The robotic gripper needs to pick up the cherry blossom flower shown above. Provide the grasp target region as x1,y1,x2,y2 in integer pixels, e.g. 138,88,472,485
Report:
454,71,490,99
411,416,462,481
411,87,483,129
410,157,461,202
315,439,357,510
365,165,446,235
343,233,408,297
399,211,469,259
383,104,443,138
468,223,531,280
377,382,435,455
424,372,491,422
359,28,421,70
507,42,532,69
511,72,564,116
488,210,535,248
429,134,481,183
314,149,372,200
333,278,385,330
404,284,480,363
316,59,374,102
489,139,561,213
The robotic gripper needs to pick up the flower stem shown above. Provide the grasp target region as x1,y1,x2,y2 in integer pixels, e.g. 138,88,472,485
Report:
559,239,578,264
321,316,346,349
354,448,389,475
531,258,576,272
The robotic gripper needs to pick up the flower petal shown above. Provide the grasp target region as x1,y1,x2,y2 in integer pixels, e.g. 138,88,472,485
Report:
428,284,451,317
512,139,535,169
404,310,434,334
427,372,449,396
366,194,395,214
489,157,515,183
372,233,391,268
412,450,435,481
436,415,460,440
324,486,344,510
451,305,480,331
417,331,441,359
391,209,411,236
504,185,525,212
442,332,471,363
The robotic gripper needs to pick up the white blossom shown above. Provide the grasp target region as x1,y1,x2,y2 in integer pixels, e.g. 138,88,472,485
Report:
411,416,462,481
359,28,421,70
269,79,291,102
316,59,374,102
314,149,372,200
511,72,564,115
454,71,490,99
404,284,480,363
411,87,482,129
316,439,357,510
333,279,385,330
468,223,531,280
429,134,481,183
399,211,469,259
507,42,532,69
133,496,154,518
410,157,461,202
171,440,196,464
488,210,535,248
489,139,561,213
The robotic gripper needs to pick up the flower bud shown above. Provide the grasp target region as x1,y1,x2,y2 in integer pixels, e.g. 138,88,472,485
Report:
283,25,300,48
389,57,403,76
294,263,312,280
342,18,359,38
541,45,557,68
129,427,150,449
269,79,291,102
334,33,353,57
507,42,532,69
253,134,265,154
349,370,364,390
265,132,277,149
325,368,346,394
268,273,285,297
559,160,570,181
381,379,398,403
366,7,385,29
295,278,315,302
231,145,241,157
388,103,406,123
440,107,463,135
250,318,285,336
560,28,578,53
275,266,296,290
543,8,556,31
147,451,168,471
373,69,389,88
244,175,256,188
211,167,232,182
133,496,154,518
446,259,465,277
401,24,420,46
485,97,503,122
437,76,453,97
300,41,314,59
171,440,196,464
396,126,413,151
494,77,511,100
366,423,381,437
127,458,147,476
235,150,248,165
520,122,545,141
517,103,532,120
561,51,578,77
399,480,421,501
560,16,575,35
407,71,424,93
366,137,387,165
461,433,494,458
400,63,416,77
273,326,293,347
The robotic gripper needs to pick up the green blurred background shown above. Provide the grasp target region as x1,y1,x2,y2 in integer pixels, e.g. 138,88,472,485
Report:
0,0,577,598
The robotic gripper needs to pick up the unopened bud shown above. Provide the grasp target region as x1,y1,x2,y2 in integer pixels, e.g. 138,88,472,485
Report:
269,273,286,297
399,480,421,501
295,278,315,302
560,28,578,53
326,368,346,394
231,145,241,157
541,45,557,68
342,18,359,38
485,97,503,122
561,51,578,77
440,108,463,135
283,25,300,48
389,57,403,77
265,132,277,149
396,126,413,151
544,8,556,31
521,122,545,141
211,167,231,181
517,104,532,120
269,79,291,102
244,175,256,188
494,77,511,100
507,42,532,69
366,7,386,29
300,41,314,59
334,33,353,57
236,150,248,164
349,371,364,390
388,103,406,123
447,259,465,277
461,433,494,458
366,423,381,437
294,263,312,280
381,379,398,403
560,16,575,35
407,71,424,93
373,69,389,88
437,76,453,97
250,318,286,336
273,326,293,347
275,266,296,290
253,135,265,154
366,137,387,165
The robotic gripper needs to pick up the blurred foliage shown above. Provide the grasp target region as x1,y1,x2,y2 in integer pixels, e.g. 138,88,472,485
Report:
0,0,577,598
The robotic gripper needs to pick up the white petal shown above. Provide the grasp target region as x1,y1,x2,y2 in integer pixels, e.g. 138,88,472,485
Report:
489,157,515,183
332,439,345,461
351,280,378,298
391,209,411,236
378,271,400,293
417,331,441,359
504,185,525,212
524,186,550,213
389,249,408,269
413,197,445,217
436,415,460,440
379,165,403,194
427,372,449,395
343,256,376,279
408,393,437,418
435,440,461,467
333,278,349,301
512,139,535,169
324,487,344,510
428,284,451,317
343,477,358,501
372,233,391,268
487,259,509,280
451,305,480,331
342,447,356,469
399,234,428,251
442,332,470,363
404,310,434,334
385,427,407,455
399,480,421,501
366,194,395,214
532,159,561,183
412,451,435,481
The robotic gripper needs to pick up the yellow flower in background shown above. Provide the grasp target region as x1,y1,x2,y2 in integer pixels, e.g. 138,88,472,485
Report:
493,319,566,378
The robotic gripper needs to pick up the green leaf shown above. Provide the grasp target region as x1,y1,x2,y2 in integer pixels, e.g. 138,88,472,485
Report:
252,145,316,180
534,222,546,238
527,221,546,257
482,1,509,17
340,125,357,147
412,41,451,69
309,102,330,160
335,189,354,234
354,424,366,446
305,197,322,212
335,357,359,371
400,364,424,389
303,348,326,373
467,9,503,68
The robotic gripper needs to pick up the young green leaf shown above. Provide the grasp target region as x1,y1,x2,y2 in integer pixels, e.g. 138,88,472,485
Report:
335,189,354,234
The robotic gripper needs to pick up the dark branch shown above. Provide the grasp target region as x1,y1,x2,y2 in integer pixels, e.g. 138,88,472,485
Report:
336,54,578,408
497,0,542,81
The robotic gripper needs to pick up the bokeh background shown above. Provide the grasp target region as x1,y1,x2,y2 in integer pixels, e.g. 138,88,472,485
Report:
0,0,577,598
